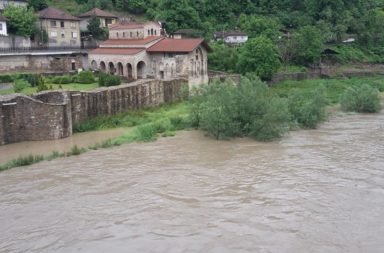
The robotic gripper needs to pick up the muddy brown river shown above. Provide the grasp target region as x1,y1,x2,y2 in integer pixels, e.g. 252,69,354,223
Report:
0,111,383,253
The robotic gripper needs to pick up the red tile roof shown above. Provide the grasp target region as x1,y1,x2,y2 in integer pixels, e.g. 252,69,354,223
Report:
100,36,163,47
90,48,144,55
38,7,80,21
78,8,117,18
147,38,211,53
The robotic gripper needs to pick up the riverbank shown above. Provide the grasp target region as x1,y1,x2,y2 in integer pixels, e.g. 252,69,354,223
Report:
1,76,383,171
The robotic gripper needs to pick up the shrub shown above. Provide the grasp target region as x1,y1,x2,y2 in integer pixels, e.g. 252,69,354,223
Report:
51,75,72,84
77,71,95,84
190,76,292,141
98,73,121,87
24,74,44,87
36,82,50,92
135,124,157,142
340,85,381,113
288,85,328,128
0,74,14,83
13,79,29,93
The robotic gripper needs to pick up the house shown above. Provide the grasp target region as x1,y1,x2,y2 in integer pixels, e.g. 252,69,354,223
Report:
0,0,27,12
78,8,118,31
0,15,7,36
88,21,210,87
38,7,81,47
213,30,248,45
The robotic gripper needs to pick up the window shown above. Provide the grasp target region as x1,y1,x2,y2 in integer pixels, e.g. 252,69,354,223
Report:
148,30,150,36
154,30,157,35
50,31,57,37
137,31,139,37
60,21,65,28
70,22,76,28
72,32,78,38
116,32,119,38
0,23,2,31
61,32,65,38
50,20,57,27
130,32,132,37
123,32,125,37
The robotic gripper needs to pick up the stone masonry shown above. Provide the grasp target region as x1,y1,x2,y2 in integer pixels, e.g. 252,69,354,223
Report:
0,79,186,145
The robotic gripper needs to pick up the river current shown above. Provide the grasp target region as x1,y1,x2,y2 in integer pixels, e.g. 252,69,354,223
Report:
0,111,383,253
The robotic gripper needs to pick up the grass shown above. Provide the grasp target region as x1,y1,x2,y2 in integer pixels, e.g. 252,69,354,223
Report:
0,82,99,95
271,76,384,104
73,102,190,132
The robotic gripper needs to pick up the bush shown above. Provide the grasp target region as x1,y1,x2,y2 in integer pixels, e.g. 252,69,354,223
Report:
25,74,44,87
288,85,328,128
13,79,29,93
190,76,292,141
98,73,121,87
135,124,157,142
51,75,72,84
0,74,14,83
340,85,381,113
77,71,95,84
36,82,51,92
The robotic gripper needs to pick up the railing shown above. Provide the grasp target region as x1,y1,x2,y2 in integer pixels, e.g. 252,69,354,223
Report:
0,45,98,53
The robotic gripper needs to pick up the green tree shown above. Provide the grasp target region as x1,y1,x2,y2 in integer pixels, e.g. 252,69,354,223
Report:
238,14,281,41
237,36,281,80
290,25,324,65
28,0,48,11
87,15,107,40
3,6,37,37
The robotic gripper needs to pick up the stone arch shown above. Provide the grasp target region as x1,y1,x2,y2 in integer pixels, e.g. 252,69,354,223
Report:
117,62,124,76
91,60,97,71
100,61,106,72
127,63,133,79
108,62,115,74
137,61,146,79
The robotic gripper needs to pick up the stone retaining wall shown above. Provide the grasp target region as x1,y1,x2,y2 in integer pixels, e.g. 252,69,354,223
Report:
0,79,186,145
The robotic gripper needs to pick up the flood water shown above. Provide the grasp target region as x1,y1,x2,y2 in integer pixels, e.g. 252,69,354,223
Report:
0,111,383,253
0,128,126,164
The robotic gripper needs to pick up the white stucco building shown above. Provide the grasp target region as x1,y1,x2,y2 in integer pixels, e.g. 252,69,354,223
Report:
0,0,27,11
214,31,248,45
89,21,210,88
0,15,7,36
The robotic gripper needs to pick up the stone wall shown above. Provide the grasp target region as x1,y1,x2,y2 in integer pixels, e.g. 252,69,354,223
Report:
0,54,84,72
0,79,186,145
0,93,72,145
0,35,31,49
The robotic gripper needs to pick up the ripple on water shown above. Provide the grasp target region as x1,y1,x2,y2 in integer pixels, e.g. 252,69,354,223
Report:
0,112,384,253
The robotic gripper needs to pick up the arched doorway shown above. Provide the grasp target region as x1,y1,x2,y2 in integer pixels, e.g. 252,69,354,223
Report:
100,61,106,72
91,60,98,71
137,61,146,79
108,62,115,75
117,62,124,76
127,63,133,80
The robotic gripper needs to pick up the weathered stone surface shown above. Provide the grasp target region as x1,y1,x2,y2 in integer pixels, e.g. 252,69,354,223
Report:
0,79,186,145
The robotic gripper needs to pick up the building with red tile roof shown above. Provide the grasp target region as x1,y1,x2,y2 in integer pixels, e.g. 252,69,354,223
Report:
89,21,210,86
